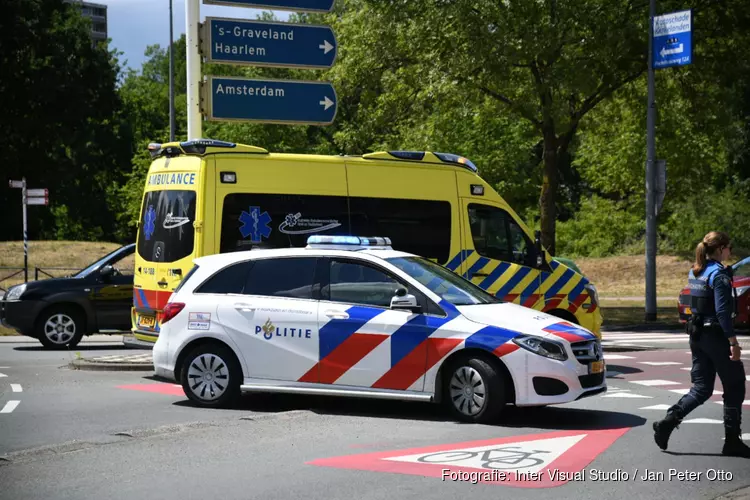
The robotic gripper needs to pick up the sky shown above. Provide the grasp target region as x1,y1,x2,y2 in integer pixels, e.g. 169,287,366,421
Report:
96,0,290,71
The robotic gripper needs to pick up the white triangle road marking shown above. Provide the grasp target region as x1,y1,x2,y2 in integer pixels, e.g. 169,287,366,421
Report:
640,404,672,410
639,362,683,366
0,372,7,378
670,389,690,395
602,392,652,399
631,379,681,386
683,418,723,424
384,434,586,474
715,400,750,406
723,434,750,440
604,354,636,360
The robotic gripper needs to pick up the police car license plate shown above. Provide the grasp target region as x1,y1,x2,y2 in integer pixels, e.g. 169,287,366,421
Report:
138,315,155,328
590,360,605,374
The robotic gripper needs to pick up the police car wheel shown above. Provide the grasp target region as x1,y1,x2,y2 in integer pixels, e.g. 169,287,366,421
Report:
36,307,85,350
181,343,241,408
444,357,505,424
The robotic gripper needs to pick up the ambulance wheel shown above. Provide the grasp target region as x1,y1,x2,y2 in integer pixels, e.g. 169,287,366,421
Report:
181,343,241,409
444,357,506,424
36,306,85,349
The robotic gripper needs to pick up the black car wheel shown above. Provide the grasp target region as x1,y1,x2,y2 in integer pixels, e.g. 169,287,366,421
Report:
181,343,241,408
36,307,85,349
444,357,507,424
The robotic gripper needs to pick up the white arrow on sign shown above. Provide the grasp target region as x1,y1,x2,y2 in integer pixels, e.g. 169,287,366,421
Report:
319,40,334,54
319,96,334,110
26,197,48,206
660,43,684,57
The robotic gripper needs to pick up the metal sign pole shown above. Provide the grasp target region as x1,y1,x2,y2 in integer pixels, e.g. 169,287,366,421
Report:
22,177,28,283
186,0,202,140
644,0,658,321
170,0,176,142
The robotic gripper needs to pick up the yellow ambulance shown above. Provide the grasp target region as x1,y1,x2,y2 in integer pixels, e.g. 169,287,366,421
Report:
131,139,602,342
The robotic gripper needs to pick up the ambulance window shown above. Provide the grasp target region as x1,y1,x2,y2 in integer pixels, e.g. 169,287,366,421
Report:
509,220,533,266
468,204,512,262
219,193,350,253
348,197,451,264
137,190,196,263
243,257,317,299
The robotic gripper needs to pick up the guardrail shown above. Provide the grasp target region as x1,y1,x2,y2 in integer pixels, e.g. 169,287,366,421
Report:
0,266,82,294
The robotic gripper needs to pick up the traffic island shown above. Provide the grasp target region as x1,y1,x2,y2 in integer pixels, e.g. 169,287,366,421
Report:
69,353,154,372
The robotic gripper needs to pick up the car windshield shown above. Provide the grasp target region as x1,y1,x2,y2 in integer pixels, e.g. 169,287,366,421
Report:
734,257,750,278
385,256,502,306
73,247,125,278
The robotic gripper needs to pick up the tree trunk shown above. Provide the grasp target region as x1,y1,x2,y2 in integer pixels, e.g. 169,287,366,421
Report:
539,132,559,255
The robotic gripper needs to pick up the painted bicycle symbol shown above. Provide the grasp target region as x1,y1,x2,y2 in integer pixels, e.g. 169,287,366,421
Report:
416,447,550,470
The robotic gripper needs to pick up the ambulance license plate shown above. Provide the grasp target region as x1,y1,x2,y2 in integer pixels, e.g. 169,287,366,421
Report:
590,360,605,374
138,315,156,328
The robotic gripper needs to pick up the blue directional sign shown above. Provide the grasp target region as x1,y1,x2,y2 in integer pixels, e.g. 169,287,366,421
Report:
202,0,335,13
204,18,336,69
206,76,337,125
653,9,692,69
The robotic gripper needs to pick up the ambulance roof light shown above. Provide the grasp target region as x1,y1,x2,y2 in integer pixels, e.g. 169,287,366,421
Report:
306,235,393,250
433,152,478,172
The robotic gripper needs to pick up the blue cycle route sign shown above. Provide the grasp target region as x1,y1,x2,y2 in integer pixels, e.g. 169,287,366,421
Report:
205,18,336,69
202,0,335,13
206,76,338,126
653,9,692,69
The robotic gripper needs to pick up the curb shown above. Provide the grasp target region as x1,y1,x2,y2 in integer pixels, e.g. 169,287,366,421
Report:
68,360,154,372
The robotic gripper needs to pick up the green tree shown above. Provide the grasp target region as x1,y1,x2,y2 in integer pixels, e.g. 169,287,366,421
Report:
0,0,131,242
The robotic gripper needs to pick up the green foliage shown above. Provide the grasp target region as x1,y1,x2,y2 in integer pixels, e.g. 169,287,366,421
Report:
556,196,645,258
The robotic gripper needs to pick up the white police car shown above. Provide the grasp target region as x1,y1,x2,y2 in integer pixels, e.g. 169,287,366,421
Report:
153,236,606,423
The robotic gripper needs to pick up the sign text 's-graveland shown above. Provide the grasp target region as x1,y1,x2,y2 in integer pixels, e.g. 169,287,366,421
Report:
205,18,337,69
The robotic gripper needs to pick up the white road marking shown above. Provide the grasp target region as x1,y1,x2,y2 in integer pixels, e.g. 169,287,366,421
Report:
606,371,623,378
0,372,7,378
715,400,750,406
1,400,20,413
683,418,723,424
602,392,652,399
10,384,22,392
723,434,750,441
670,389,691,395
681,367,692,371
639,361,683,366
604,354,636,360
640,404,672,410
630,379,681,386
384,434,586,474
746,376,750,382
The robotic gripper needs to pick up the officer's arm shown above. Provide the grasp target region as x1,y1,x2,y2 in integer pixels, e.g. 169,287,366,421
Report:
713,272,735,338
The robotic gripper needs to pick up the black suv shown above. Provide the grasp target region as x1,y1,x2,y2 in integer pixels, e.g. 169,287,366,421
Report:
0,244,135,349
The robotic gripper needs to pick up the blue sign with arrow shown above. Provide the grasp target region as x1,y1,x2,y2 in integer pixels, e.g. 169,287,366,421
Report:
206,76,337,125
202,0,335,13
204,18,336,69
653,9,692,69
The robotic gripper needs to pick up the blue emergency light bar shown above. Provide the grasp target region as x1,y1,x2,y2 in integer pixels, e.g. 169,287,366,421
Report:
306,235,393,249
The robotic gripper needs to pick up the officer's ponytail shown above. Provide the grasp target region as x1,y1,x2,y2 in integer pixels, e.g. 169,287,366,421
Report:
692,231,731,274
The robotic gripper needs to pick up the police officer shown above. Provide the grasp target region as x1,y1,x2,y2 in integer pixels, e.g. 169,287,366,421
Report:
653,231,750,457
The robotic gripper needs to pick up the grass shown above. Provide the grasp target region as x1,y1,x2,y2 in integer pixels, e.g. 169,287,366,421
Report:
0,240,693,335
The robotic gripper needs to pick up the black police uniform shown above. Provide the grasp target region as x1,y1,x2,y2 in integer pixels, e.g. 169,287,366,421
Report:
653,259,750,457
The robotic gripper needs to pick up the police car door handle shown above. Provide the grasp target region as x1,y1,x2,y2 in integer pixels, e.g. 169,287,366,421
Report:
324,310,349,320
234,302,256,312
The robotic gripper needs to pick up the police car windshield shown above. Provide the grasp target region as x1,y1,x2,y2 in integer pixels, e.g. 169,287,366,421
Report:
386,256,501,306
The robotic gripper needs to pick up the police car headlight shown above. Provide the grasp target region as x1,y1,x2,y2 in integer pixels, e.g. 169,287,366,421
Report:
584,283,599,306
737,286,749,296
513,335,568,361
6,284,27,301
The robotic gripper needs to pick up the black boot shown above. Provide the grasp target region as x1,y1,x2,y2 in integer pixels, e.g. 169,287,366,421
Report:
722,431,750,458
653,410,682,450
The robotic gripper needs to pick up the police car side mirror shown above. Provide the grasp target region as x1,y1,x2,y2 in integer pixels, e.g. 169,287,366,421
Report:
390,292,421,314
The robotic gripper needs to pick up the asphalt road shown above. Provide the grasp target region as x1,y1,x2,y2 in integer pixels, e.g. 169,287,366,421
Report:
1,336,749,500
